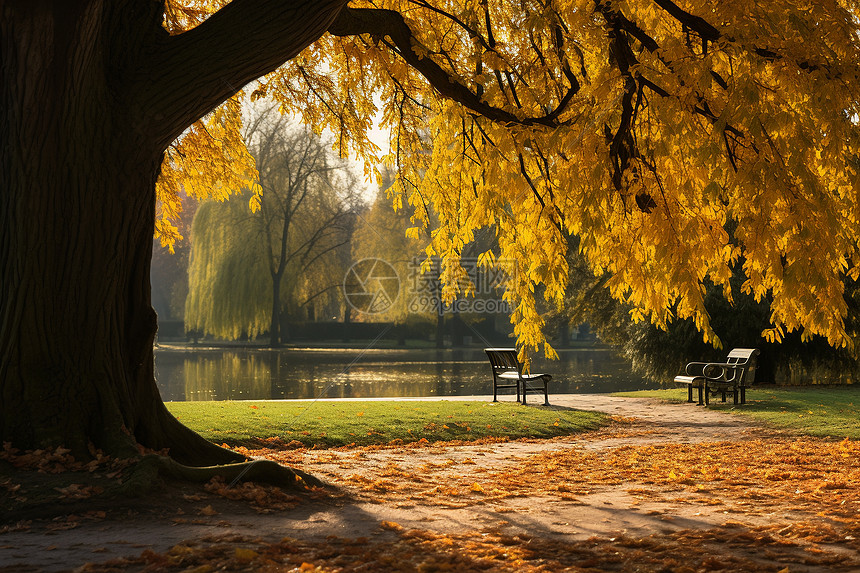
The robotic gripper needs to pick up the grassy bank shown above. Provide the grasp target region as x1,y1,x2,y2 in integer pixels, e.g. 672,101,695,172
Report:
166,400,606,448
614,387,860,439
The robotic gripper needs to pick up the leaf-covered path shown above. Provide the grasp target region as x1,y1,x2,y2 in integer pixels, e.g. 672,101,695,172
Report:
2,395,859,572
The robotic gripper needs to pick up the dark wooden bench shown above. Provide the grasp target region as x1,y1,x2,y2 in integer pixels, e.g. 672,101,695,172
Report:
485,348,551,405
674,348,760,405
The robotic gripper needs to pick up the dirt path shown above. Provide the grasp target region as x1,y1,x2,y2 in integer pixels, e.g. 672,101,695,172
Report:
1,395,857,572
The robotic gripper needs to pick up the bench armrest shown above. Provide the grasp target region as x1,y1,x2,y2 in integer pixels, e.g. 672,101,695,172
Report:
684,361,710,376
685,362,726,378
685,361,748,381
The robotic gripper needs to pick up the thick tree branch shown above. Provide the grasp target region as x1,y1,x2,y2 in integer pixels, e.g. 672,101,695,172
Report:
650,0,720,41
145,0,348,149
596,1,750,175
649,0,829,73
328,6,576,128
596,3,660,53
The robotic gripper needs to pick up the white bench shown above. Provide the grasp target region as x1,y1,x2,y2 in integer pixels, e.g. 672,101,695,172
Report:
674,348,759,405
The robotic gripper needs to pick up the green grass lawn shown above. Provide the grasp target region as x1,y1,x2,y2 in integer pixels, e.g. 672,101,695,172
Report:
166,400,607,448
615,387,860,439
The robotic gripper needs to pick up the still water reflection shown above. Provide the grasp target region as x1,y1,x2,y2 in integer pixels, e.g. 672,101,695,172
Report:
154,346,657,401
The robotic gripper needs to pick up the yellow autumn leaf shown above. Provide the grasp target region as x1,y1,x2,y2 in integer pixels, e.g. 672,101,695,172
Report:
198,505,218,516
380,520,403,531
234,548,258,561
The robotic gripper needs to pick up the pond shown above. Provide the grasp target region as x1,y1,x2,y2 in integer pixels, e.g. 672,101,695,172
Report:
154,345,659,401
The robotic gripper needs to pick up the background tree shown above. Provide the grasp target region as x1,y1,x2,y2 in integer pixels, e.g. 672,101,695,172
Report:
4,1,860,477
183,192,269,341
352,170,504,347
548,237,860,384
350,167,429,319
185,109,360,346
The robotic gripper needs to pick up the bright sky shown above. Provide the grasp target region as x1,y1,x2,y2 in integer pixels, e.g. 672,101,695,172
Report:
335,109,390,203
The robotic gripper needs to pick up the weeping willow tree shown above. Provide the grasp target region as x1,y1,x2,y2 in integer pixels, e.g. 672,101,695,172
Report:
185,196,271,340
186,111,360,345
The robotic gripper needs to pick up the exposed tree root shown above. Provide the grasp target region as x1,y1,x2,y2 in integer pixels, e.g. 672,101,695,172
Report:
1,453,325,523
140,403,250,466
115,454,325,497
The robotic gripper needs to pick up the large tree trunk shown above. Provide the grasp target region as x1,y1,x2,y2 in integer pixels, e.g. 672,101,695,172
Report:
0,0,346,467
0,4,235,466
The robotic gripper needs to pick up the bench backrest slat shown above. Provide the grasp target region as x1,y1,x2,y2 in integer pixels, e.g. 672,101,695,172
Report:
727,348,758,361
485,348,521,374
725,348,759,384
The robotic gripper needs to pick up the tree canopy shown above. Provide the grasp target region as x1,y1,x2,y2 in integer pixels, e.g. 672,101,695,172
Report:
160,0,860,357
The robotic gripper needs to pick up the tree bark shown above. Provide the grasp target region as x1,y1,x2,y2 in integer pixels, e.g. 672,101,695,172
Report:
270,273,282,347
0,0,345,467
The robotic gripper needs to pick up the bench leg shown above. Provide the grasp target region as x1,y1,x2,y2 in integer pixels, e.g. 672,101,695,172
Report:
740,387,746,404
688,386,694,403
543,380,550,406
703,383,709,405
732,387,739,405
